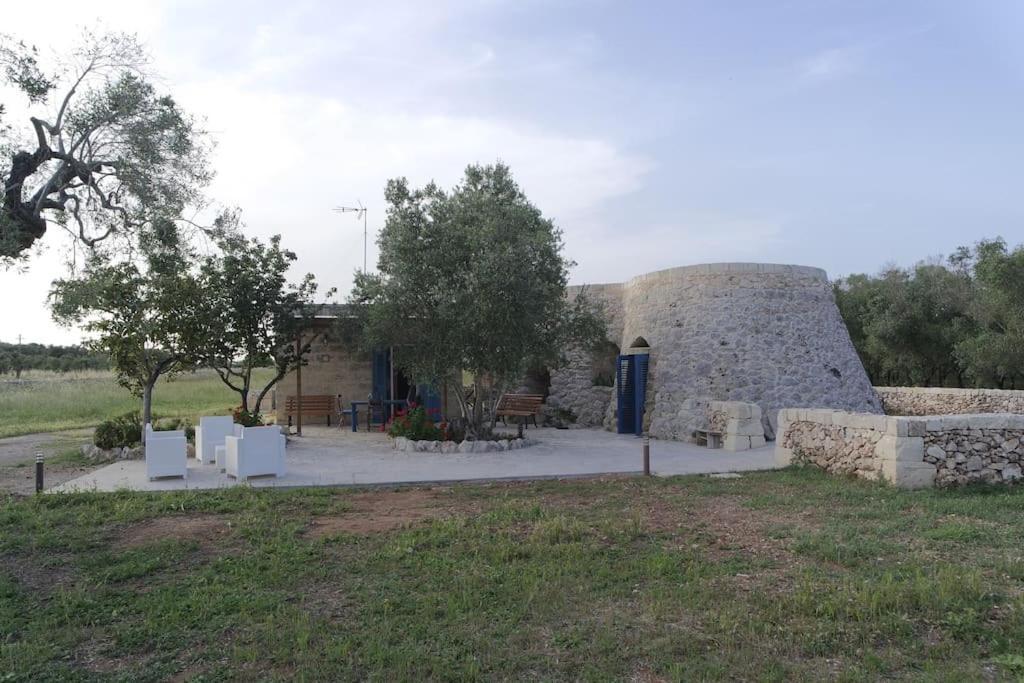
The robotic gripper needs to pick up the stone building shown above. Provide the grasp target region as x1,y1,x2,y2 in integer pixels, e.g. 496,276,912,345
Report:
545,262,881,441
273,306,460,426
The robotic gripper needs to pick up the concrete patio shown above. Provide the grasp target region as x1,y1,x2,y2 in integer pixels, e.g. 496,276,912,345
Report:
49,427,778,493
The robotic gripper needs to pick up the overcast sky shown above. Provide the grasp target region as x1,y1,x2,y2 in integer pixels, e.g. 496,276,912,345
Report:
3,0,1024,344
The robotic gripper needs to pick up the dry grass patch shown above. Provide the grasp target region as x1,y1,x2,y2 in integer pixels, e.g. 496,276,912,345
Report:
114,513,234,551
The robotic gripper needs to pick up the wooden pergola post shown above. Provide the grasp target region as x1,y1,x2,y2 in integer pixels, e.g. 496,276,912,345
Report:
295,334,303,436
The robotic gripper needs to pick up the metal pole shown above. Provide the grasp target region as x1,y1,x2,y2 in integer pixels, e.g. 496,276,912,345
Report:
363,208,368,272
295,335,303,436
35,452,43,493
642,435,650,477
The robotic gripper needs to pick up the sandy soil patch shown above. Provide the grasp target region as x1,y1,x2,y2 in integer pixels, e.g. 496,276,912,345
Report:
307,488,475,536
115,514,233,550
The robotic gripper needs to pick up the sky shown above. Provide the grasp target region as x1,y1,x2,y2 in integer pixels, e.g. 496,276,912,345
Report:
2,0,1024,344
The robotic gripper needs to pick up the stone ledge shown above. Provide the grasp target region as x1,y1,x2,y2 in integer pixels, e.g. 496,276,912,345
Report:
392,437,537,453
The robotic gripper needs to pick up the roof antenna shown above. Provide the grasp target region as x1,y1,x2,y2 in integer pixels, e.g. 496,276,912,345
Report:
333,201,367,272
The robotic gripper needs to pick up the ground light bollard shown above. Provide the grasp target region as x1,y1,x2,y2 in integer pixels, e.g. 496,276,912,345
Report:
35,452,44,493
642,435,651,477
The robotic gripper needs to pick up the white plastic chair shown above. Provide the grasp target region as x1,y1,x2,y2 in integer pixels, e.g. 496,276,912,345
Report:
195,416,237,465
224,425,286,480
144,424,187,481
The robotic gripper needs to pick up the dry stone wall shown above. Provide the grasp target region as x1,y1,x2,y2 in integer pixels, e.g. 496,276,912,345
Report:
877,387,1024,416
547,283,625,428
776,409,1024,489
551,263,881,441
920,415,1024,486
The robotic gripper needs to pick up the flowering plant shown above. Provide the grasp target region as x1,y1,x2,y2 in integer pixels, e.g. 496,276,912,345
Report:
387,406,443,441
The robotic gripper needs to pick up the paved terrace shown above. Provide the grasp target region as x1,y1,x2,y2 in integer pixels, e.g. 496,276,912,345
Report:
50,427,778,493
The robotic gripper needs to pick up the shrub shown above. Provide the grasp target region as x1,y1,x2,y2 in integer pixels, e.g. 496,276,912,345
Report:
388,406,443,441
233,407,264,427
94,412,142,449
154,417,195,443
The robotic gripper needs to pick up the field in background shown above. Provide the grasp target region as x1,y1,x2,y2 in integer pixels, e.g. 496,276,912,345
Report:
0,369,276,438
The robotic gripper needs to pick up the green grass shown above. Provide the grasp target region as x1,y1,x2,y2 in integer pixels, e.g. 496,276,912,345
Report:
3,468,1024,680
0,369,276,438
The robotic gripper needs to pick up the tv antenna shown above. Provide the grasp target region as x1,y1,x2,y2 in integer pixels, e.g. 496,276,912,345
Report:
333,201,368,271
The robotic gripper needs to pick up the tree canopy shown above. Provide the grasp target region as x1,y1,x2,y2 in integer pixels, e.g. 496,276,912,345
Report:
351,162,604,436
193,227,331,418
1,31,210,264
49,221,203,425
835,237,1024,389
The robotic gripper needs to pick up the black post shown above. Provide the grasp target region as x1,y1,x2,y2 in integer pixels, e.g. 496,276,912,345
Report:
35,452,43,493
642,435,650,477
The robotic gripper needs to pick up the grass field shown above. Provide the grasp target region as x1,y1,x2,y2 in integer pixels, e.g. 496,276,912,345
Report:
3,468,1024,680
0,369,277,438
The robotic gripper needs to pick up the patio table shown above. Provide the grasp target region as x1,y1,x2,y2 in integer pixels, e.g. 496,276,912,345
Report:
350,399,408,431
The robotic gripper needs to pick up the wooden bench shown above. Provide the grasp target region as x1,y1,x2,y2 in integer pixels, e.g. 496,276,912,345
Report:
496,394,544,429
693,429,722,449
285,394,338,427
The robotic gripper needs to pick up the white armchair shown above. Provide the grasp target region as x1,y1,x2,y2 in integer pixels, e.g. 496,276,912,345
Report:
224,426,286,480
195,416,237,465
144,424,187,480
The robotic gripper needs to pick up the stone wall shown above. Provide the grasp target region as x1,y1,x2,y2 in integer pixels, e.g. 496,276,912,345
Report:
547,283,625,428
921,415,1024,486
876,387,1024,416
551,263,881,441
776,409,1024,489
276,330,373,425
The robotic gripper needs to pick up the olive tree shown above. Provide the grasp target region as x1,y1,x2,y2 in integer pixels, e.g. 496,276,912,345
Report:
193,228,331,417
351,162,604,437
1,31,210,264
49,222,203,425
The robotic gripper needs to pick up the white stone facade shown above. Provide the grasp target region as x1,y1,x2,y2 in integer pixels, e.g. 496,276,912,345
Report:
548,263,881,441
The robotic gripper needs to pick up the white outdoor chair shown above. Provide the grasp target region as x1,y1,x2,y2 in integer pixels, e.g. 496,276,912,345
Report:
144,424,188,481
224,425,286,481
195,416,237,465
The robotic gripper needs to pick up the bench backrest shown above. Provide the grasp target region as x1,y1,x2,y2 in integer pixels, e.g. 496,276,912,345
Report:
497,394,544,413
284,395,336,413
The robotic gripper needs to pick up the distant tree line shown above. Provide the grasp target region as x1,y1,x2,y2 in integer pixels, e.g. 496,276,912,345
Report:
835,237,1024,389
0,341,109,377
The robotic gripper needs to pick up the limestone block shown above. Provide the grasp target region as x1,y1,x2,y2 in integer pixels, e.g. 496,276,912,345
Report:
774,445,794,466
880,460,936,489
723,434,751,451
874,435,924,463
727,403,752,419
925,445,946,460
727,418,764,437
1002,464,1022,482
940,416,970,430
749,435,767,449
966,414,1006,429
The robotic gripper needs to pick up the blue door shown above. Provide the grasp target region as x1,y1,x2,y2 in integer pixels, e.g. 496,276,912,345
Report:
616,353,650,435
633,353,649,436
616,355,635,434
371,349,390,401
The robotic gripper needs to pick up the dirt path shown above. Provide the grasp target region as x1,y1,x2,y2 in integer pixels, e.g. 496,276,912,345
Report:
0,429,96,496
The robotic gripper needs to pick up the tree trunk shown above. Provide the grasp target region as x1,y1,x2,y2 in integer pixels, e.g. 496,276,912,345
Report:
471,377,484,438
239,387,249,413
142,381,154,427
